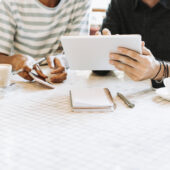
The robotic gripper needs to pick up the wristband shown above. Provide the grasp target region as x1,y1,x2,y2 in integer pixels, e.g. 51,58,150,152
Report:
152,61,161,80
154,61,165,84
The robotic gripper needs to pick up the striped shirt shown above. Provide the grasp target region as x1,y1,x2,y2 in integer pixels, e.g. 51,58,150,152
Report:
0,0,91,58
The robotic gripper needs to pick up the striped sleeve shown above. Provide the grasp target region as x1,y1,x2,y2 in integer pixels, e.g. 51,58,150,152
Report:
0,0,16,55
65,0,92,36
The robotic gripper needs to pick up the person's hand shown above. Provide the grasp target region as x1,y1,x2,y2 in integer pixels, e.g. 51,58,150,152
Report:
46,56,67,83
11,54,47,81
109,45,160,81
95,28,111,36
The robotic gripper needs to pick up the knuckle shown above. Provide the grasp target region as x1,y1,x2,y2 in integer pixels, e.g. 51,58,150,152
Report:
127,50,132,56
60,66,65,71
122,57,129,64
112,55,118,60
120,48,126,54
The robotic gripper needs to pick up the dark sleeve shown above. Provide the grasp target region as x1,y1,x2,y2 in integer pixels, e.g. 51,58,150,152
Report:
101,0,121,34
151,80,165,89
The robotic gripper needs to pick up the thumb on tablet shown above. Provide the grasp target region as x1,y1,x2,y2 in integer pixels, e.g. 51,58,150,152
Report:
102,28,111,35
95,28,111,36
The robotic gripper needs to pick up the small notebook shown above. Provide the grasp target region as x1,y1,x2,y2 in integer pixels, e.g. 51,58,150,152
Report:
70,88,115,112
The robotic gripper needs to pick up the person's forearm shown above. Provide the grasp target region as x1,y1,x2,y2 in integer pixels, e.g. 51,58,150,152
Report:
0,53,25,71
0,53,13,65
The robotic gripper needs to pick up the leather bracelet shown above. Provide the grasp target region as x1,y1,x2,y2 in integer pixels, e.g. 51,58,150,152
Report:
162,61,167,78
166,63,169,78
152,61,162,80
154,61,165,84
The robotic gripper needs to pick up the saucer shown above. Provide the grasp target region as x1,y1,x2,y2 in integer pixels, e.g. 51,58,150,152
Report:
156,87,170,101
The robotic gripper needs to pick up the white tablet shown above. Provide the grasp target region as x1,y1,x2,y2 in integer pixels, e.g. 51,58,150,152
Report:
61,35,142,70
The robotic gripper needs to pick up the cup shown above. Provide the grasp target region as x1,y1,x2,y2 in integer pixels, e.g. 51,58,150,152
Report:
164,77,170,93
0,64,12,88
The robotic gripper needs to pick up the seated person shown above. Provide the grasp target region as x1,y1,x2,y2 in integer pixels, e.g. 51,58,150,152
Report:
0,0,91,83
96,0,170,88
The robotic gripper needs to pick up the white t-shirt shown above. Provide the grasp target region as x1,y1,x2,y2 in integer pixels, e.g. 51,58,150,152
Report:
0,0,91,58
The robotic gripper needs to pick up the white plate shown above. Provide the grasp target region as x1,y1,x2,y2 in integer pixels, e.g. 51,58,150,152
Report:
156,87,170,101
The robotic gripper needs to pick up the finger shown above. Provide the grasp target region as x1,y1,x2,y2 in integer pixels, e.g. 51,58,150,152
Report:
118,47,141,62
109,60,134,73
20,65,33,80
23,65,32,72
142,41,145,48
102,28,111,35
54,58,62,68
33,65,48,79
142,46,151,55
51,67,65,74
46,56,54,68
95,31,102,36
50,74,67,83
19,71,33,81
50,73,67,83
110,53,138,68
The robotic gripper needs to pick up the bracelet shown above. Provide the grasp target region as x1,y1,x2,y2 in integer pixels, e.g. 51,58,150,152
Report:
153,61,169,84
152,60,169,84
166,63,169,78
163,61,167,78
162,61,166,78
152,61,162,80
154,61,165,84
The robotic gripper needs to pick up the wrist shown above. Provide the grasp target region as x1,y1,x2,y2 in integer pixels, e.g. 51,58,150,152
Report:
152,61,169,82
0,53,13,65
152,61,162,80
10,55,18,70
10,54,24,71
155,66,164,80
8,55,15,66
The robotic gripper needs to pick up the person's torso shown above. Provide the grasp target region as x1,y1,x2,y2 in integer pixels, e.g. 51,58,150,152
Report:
10,0,77,58
115,0,170,61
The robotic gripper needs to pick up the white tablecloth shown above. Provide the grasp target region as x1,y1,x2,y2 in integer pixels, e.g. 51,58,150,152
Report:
0,70,170,170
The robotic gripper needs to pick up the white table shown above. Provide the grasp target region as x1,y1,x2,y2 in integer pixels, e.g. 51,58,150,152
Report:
0,70,170,170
